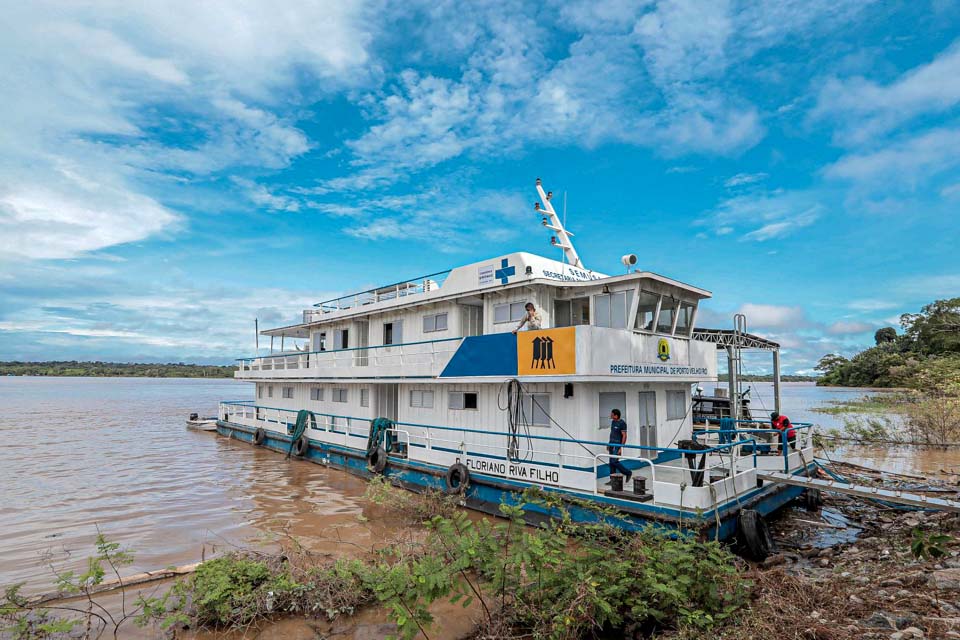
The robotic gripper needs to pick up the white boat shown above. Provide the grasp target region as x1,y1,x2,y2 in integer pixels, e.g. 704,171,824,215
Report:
186,414,218,431
217,178,816,555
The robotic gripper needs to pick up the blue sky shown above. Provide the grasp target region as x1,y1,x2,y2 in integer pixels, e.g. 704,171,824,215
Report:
1,1,958,373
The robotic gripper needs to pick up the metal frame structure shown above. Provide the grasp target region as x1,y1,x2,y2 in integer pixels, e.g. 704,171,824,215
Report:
692,326,783,416
536,178,583,268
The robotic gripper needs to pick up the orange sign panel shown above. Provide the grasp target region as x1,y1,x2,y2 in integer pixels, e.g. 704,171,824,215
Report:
517,327,577,376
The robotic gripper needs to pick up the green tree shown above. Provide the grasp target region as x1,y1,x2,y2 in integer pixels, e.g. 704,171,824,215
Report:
874,327,897,344
900,297,960,355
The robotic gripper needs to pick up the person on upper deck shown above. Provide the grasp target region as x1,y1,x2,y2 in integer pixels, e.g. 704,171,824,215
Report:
513,302,542,333
770,412,797,450
607,409,632,483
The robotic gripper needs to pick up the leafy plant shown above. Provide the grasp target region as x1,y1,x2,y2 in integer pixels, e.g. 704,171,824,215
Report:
910,528,954,560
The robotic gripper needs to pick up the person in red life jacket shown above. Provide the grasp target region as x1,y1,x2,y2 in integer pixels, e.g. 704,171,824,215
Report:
770,412,797,450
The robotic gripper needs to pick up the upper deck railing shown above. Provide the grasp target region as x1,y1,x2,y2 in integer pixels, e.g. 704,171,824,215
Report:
305,270,453,321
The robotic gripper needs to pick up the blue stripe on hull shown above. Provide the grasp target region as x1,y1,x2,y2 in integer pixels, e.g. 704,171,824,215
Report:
218,421,808,541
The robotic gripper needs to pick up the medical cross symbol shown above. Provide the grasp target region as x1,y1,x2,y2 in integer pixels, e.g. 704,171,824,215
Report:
494,258,515,284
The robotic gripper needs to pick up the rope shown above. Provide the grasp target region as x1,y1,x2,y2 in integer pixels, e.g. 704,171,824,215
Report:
286,409,314,459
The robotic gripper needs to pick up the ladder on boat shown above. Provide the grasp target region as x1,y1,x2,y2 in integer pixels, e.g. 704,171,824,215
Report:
757,471,960,514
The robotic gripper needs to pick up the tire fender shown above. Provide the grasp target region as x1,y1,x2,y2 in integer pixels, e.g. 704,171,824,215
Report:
737,509,774,561
444,463,470,494
367,446,388,474
292,435,310,457
253,428,266,446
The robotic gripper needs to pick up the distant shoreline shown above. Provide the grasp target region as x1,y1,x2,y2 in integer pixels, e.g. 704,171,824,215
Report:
0,361,234,378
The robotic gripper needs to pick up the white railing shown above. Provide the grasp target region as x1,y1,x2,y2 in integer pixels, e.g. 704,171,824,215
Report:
236,337,462,375
305,270,452,318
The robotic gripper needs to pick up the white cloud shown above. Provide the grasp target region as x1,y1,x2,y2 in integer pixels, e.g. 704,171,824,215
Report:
847,299,898,312
700,189,822,241
826,320,874,335
824,126,960,184
724,172,768,188
231,178,300,213
814,40,960,145
0,1,374,260
736,303,806,329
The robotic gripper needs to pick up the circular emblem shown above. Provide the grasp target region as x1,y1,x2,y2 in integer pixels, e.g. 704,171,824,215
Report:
657,338,670,362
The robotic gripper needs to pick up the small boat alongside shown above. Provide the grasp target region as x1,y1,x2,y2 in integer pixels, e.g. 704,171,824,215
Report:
216,178,817,557
186,413,218,431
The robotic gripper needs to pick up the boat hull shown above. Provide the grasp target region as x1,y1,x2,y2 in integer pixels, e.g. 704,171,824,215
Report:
216,420,807,541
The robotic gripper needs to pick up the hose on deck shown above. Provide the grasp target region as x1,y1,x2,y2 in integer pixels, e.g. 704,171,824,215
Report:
367,417,396,455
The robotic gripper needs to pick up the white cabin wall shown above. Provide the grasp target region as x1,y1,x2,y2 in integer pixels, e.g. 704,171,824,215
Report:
483,287,553,335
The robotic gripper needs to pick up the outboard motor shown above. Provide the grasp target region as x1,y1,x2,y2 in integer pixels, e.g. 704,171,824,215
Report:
189,412,198,421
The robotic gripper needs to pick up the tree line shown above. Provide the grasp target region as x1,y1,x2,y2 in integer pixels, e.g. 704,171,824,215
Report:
816,297,960,389
0,361,235,378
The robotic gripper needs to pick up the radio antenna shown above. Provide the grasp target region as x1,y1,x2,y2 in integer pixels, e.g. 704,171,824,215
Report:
535,178,583,269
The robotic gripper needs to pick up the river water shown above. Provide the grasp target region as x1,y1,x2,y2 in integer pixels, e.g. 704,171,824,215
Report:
0,377,951,595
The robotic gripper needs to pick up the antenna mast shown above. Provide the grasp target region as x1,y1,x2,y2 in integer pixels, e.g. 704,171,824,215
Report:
535,178,583,269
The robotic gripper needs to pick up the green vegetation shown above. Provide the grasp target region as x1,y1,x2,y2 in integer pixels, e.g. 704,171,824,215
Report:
815,297,960,389
0,360,234,378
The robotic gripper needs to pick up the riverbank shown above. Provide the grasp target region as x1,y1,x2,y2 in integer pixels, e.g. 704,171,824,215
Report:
0,361,234,378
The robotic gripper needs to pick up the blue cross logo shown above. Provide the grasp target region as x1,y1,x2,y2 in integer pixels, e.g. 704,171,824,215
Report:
494,258,515,284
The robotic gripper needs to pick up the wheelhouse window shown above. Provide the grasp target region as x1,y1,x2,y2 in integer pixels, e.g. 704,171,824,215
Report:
656,299,678,334
423,313,448,333
332,388,348,403
522,393,551,427
410,389,434,408
282,386,294,399
666,390,686,420
383,320,402,345
634,291,660,332
449,391,478,410
594,290,633,329
494,302,527,324
674,301,696,336
310,386,323,401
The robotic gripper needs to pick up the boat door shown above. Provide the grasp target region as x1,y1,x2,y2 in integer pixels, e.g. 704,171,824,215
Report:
355,321,369,366
638,391,656,455
376,384,399,422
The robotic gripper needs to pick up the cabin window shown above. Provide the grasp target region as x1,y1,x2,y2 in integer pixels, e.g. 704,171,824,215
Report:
423,312,448,333
282,386,294,399
599,392,626,429
383,320,403,345
258,385,264,399
332,388,348,403
656,299,678,334
634,291,660,332
674,301,696,336
593,290,633,329
360,388,370,407
666,391,686,420
522,393,551,427
493,302,526,324
333,329,349,350
267,385,274,398
310,386,323,401
313,331,327,352
449,391,478,410
410,389,434,408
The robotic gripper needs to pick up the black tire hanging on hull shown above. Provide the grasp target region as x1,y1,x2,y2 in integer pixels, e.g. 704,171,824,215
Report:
737,509,774,561
292,435,310,457
253,428,267,446
367,446,388,474
443,463,470,494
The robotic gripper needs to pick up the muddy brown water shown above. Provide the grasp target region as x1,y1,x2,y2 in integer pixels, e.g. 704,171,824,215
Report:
1,378,953,637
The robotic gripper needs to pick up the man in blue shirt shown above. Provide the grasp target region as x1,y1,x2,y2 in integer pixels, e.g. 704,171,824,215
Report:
607,409,632,482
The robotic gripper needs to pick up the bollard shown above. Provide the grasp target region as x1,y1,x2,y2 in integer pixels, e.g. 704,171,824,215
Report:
610,475,624,492
633,476,646,494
